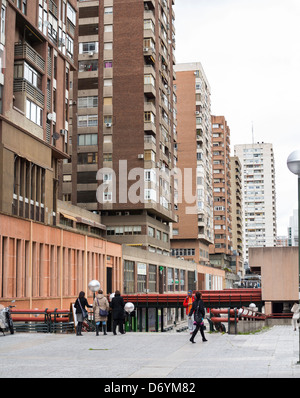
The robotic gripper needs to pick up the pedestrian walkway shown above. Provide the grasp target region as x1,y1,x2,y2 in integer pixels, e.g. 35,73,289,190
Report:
0,325,300,379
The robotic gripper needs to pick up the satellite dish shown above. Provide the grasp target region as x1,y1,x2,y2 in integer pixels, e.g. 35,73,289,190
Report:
52,132,60,140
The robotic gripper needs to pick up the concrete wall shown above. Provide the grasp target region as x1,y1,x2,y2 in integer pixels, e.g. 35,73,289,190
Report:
249,247,299,302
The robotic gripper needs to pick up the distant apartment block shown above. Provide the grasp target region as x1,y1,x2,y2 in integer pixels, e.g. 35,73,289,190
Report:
171,62,213,266
209,116,233,268
234,142,277,264
230,155,244,275
288,209,298,246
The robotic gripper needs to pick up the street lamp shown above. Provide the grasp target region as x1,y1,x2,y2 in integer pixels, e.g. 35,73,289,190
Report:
287,150,300,364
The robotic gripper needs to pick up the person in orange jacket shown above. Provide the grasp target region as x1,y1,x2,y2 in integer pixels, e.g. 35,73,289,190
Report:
183,290,195,334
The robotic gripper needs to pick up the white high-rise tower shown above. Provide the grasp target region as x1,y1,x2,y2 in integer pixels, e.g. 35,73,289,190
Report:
234,142,277,265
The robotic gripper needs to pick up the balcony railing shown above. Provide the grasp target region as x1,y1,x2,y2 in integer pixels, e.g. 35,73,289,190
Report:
15,43,45,72
13,78,45,108
14,42,45,73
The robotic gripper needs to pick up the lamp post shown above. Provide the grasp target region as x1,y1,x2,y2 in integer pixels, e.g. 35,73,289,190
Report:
287,150,300,364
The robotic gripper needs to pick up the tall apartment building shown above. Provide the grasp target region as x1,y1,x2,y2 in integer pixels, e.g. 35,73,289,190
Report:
209,116,232,268
230,155,244,275
64,0,177,255
234,142,277,264
171,62,214,266
0,0,77,225
288,209,298,246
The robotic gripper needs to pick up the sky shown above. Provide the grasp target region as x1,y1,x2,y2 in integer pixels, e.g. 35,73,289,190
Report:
173,0,300,236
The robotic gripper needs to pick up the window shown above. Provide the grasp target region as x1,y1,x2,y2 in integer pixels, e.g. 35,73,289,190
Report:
104,79,112,86
67,3,76,25
144,19,155,32
104,7,113,14
103,192,112,202
104,115,113,125
144,111,155,123
78,96,98,108
144,189,156,201
26,99,42,126
104,24,113,32
79,42,98,54
78,60,98,72
77,152,98,164
103,153,112,162
148,226,154,237
144,74,155,86
149,264,157,293
1,5,5,40
104,61,113,68
66,35,74,58
104,42,112,50
78,114,98,127
124,261,134,294
77,134,98,146
144,150,155,161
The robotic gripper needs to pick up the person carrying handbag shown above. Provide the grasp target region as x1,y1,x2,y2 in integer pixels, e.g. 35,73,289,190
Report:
188,291,208,343
93,289,110,336
74,291,93,336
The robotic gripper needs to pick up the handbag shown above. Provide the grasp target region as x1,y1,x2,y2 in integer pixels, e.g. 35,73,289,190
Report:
194,303,203,324
97,298,108,317
78,298,88,319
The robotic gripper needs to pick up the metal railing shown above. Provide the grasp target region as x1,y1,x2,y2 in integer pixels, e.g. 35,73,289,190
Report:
14,42,45,72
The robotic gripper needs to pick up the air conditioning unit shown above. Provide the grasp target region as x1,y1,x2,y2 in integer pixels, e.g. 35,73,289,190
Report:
116,212,122,216
195,111,200,115
88,51,94,57
143,47,149,52
105,123,112,128
138,154,144,159
125,212,130,216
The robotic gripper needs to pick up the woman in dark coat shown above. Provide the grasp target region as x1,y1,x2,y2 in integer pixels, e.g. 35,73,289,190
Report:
74,291,93,336
109,290,125,335
188,291,207,343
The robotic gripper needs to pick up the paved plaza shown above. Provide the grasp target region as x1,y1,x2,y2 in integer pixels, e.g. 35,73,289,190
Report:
0,325,300,380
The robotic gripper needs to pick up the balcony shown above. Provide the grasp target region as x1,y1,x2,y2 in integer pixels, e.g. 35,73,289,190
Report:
13,78,44,108
14,42,45,73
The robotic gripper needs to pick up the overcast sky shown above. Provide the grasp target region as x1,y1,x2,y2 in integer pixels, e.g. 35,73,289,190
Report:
173,0,300,236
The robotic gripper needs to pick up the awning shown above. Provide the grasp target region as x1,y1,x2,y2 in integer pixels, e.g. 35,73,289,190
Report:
76,217,106,230
60,213,77,222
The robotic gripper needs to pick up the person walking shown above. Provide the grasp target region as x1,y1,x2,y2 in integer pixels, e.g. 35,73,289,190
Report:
183,290,195,335
188,291,207,343
74,291,93,336
291,302,299,331
109,290,125,335
93,289,110,336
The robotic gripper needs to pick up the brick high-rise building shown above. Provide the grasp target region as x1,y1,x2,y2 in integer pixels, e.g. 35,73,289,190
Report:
209,116,233,268
0,0,77,225
171,62,214,269
230,155,244,275
64,0,177,254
